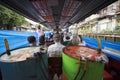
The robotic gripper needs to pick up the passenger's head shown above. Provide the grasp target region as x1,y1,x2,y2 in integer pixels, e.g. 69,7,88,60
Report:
53,33,61,42
37,25,41,30
27,36,36,46
39,34,45,45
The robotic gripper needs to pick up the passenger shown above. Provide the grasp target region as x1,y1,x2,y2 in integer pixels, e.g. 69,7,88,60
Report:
62,35,73,46
27,36,36,46
36,25,45,45
71,34,86,46
46,33,54,47
49,33,54,43
27,36,47,60
47,33,65,57
78,35,86,46
60,32,64,43
39,34,46,48
71,34,80,45
63,32,72,41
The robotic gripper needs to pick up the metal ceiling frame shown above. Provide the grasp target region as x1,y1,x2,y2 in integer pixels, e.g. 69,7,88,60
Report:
0,0,118,29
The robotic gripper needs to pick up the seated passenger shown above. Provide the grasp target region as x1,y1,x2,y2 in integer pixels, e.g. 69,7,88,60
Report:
71,34,85,46
78,35,86,46
27,36,47,59
63,32,73,41
47,33,65,57
39,34,46,48
62,36,73,46
72,34,80,45
27,36,37,46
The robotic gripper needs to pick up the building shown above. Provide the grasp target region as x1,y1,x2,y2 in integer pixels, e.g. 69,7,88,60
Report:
76,0,120,34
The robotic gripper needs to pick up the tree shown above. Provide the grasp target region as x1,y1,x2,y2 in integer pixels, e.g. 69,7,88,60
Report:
114,26,120,33
0,4,29,30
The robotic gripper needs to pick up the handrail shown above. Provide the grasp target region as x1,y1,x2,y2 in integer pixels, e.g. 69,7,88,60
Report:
83,34,120,42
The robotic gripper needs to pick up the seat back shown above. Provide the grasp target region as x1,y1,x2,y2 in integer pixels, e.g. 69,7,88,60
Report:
48,57,62,79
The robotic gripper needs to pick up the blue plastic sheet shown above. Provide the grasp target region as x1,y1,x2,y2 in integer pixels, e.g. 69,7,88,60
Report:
0,30,52,54
83,37,120,61
83,37,120,50
0,30,38,54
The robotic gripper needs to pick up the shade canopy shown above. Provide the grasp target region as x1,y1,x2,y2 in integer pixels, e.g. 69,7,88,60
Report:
0,0,117,29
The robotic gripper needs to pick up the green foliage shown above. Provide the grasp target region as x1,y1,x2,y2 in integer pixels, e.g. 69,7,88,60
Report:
114,26,120,33
115,26,120,30
0,5,29,30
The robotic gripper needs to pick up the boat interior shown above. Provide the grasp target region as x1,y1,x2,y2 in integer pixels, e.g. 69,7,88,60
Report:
0,0,120,80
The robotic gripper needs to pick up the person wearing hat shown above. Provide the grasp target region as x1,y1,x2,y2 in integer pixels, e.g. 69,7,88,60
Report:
62,35,73,46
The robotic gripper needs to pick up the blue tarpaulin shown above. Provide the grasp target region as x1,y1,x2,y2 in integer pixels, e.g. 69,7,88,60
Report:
0,30,51,54
0,30,39,54
83,37,120,50
1,30,120,61
83,37,120,61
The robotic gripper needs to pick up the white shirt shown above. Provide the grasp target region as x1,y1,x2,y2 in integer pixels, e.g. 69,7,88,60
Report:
47,42,65,57
36,30,44,37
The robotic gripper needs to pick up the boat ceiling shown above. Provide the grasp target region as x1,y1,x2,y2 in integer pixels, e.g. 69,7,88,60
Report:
0,0,117,29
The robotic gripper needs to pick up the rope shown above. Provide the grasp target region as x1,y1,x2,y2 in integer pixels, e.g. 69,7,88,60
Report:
80,60,87,80
74,57,88,80
74,57,81,80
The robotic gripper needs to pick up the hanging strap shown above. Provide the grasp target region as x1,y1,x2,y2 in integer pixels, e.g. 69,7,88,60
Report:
80,60,87,80
74,57,88,80
74,57,82,80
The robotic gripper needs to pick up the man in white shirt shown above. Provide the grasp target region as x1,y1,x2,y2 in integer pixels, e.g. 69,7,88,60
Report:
36,25,45,37
47,33,65,57
36,25,45,46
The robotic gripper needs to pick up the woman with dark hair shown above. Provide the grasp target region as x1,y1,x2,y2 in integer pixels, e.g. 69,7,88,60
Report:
39,34,45,47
